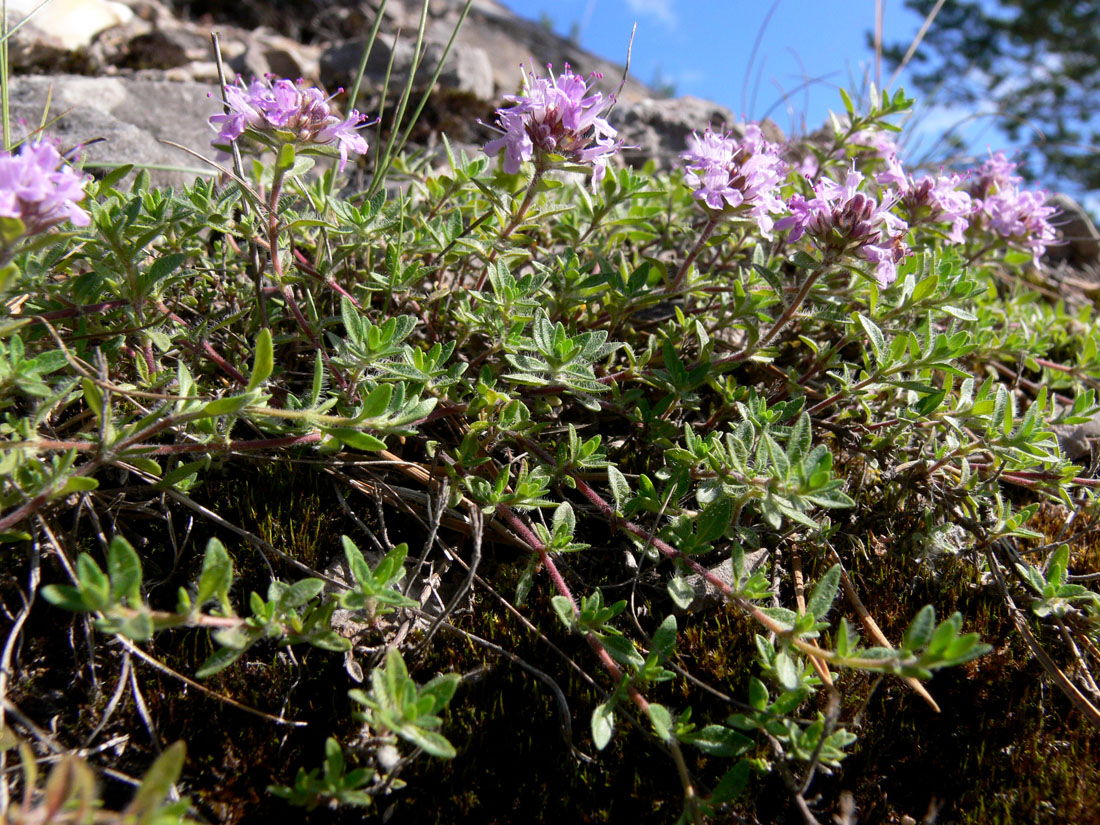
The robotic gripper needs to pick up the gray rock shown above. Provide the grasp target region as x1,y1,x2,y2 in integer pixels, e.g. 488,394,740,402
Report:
321,36,494,103
681,549,769,613
227,27,322,85
8,0,133,55
1055,414,1100,462
9,75,218,189
1046,193,1100,268
616,95,738,168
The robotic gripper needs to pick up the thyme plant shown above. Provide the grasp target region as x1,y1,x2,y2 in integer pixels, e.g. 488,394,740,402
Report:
2,13,1099,824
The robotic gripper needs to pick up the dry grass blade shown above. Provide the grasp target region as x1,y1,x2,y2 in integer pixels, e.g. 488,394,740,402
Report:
119,639,309,728
986,548,1100,729
828,550,940,712
791,548,835,688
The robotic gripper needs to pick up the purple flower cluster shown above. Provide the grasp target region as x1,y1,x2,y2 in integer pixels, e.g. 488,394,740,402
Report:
968,152,1058,265
880,162,973,244
210,75,370,171
849,129,901,162
777,168,909,285
680,125,786,235
484,63,624,185
0,139,90,241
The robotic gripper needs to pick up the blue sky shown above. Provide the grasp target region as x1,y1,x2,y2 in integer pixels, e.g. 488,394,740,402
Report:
499,0,1011,169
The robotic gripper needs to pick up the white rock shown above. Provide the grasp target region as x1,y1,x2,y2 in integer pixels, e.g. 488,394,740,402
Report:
7,0,133,50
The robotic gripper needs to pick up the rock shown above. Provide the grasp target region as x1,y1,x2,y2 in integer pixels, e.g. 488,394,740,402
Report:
434,1,651,104
1055,415,1100,462
321,36,493,102
9,75,218,189
681,549,769,613
1045,193,1100,268
228,28,322,84
616,96,738,168
8,0,133,53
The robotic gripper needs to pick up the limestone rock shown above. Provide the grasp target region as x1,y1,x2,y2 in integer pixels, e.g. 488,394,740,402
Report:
9,75,218,188
321,36,493,103
8,0,133,54
1046,193,1100,268
681,549,770,613
616,96,738,168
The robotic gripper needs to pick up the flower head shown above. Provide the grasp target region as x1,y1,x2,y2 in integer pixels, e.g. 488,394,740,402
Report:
680,125,787,235
776,167,910,285
881,161,973,244
848,129,900,161
967,151,1020,200
483,63,625,186
0,139,90,242
967,152,1058,265
210,75,371,171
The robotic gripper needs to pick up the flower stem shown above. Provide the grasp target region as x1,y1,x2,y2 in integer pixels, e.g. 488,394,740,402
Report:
714,265,829,368
670,215,719,291
474,166,544,292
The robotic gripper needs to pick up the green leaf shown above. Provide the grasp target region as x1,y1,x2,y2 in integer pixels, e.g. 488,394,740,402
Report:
326,428,387,452
786,413,811,466
276,141,296,172
774,650,800,691
607,465,630,511
838,87,855,116
420,673,460,714
902,604,936,650
806,564,841,622
308,631,352,652
359,384,394,419
598,633,645,670
591,701,615,750
696,497,731,544
913,389,947,416
398,726,456,759
647,703,672,741
196,538,234,611
710,760,751,804
552,501,576,537
76,554,111,611
123,741,186,824
551,595,575,629
278,579,325,610
856,313,887,367
201,395,252,417
748,676,768,710
1046,545,1070,587
668,576,695,611
651,614,677,658
126,457,162,477
81,377,103,422
59,476,99,496
196,645,245,678
246,327,274,392
155,458,208,491
41,584,88,612
146,252,188,287
925,613,961,657
683,725,752,757
107,536,143,605
0,216,25,246
373,542,408,587
115,612,154,642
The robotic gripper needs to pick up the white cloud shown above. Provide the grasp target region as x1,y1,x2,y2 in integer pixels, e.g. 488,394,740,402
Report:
625,0,676,27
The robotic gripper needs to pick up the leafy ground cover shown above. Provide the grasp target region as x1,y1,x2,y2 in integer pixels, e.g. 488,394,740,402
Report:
2,6,1100,823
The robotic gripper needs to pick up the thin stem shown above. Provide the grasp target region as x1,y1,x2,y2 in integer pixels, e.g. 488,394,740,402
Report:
474,167,545,293
494,501,699,817
716,266,827,368
670,215,720,291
